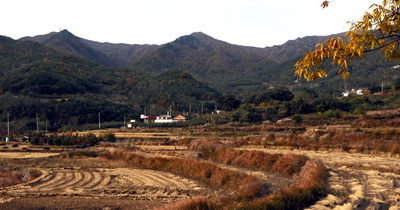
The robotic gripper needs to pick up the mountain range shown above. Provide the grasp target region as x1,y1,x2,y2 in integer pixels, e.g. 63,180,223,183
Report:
10,29,400,96
2,29,400,131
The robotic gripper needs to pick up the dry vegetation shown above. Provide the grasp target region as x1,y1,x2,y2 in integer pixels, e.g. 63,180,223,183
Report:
0,167,41,188
2,113,400,209
107,139,326,210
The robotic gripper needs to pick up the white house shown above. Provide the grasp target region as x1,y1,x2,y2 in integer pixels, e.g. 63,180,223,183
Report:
154,115,175,123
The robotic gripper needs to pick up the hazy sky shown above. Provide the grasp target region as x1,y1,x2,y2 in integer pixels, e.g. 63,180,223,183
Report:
1,0,382,47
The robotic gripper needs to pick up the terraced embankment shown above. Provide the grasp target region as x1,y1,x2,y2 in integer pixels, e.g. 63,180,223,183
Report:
0,167,207,209
242,147,400,210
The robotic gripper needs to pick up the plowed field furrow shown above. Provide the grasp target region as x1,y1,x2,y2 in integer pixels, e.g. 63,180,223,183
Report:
29,171,54,188
142,173,173,188
146,173,182,189
93,173,111,189
82,171,102,189
113,176,135,188
132,172,165,188
35,171,66,189
56,172,83,189
78,171,94,188
69,171,90,188
242,147,400,209
51,171,75,189
123,175,146,186
0,167,209,204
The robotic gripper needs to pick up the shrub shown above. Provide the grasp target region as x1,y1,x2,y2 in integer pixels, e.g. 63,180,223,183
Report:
247,160,326,210
99,132,117,142
0,167,42,188
390,144,400,155
271,154,309,176
291,114,303,124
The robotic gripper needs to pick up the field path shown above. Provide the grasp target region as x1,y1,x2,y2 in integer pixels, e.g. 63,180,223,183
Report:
241,147,400,209
0,167,207,204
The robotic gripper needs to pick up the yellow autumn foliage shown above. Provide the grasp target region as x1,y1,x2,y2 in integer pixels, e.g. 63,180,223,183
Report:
296,0,400,81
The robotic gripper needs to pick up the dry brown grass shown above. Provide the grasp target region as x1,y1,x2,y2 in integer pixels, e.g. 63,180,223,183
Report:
103,151,263,194
189,140,309,177
159,139,324,210
0,167,41,187
229,128,400,156
246,160,326,210
157,198,215,210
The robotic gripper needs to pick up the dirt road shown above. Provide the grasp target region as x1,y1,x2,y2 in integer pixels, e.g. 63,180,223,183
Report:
242,147,400,209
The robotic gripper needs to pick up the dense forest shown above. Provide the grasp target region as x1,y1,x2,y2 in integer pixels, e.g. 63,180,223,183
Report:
1,30,400,133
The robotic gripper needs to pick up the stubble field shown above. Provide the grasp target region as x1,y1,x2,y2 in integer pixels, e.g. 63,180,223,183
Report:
1,116,400,209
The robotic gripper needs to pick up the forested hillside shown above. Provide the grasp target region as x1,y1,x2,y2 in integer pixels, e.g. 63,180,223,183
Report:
0,36,219,132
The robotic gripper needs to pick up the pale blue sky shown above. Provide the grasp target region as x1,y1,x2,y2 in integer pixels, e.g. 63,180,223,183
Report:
1,0,381,47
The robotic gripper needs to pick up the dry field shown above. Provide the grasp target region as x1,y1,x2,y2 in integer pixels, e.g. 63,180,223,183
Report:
0,150,211,209
75,129,173,139
2,119,400,209
241,147,400,209
0,152,59,159
0,167,206,203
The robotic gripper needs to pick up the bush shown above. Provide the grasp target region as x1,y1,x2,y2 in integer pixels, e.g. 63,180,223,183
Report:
291,114,303,124
99,132,116,142
391,144,400,155
28,133,102,147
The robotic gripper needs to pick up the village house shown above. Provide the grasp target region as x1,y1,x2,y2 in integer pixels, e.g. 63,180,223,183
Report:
173,114,187,122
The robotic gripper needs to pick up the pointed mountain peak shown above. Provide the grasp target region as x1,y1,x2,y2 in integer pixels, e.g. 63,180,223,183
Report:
171,32,217,47
42,29,81,45
55,29,77,39
190,32,214,40
59,29,72,35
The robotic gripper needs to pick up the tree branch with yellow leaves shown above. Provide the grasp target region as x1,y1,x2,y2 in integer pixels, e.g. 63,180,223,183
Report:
296,0,400,81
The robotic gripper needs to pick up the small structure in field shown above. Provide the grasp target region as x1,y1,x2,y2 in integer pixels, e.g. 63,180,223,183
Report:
173,114,187,122
155,114,175,123
127,120,136,128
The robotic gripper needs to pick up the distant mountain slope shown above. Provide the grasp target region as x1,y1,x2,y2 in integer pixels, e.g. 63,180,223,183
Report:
0,35,124,95
131,70,220,107
21,30,160,67
260,50,400,93
21,30,119,67
0,36,220,107
81,39,159,66
17,30,399,95
0,36,57,74
263,33,345,63
131,32,277,91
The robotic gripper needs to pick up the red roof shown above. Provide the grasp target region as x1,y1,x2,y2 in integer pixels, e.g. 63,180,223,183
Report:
144,116,157,119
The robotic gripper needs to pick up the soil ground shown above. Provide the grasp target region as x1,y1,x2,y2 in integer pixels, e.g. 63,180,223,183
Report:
2,120,400,209
0,167,209,210
241,146,400,210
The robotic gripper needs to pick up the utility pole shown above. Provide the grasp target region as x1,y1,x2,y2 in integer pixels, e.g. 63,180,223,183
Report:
36,113,39,133
45,118,48,135
7,112,9,136
98,112,101,129
201,102,204,119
